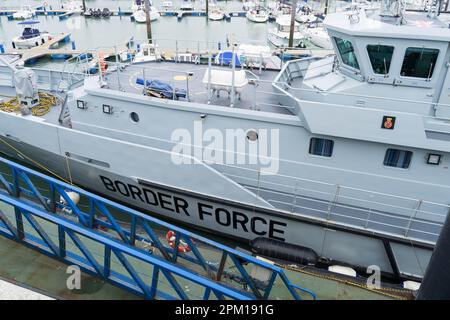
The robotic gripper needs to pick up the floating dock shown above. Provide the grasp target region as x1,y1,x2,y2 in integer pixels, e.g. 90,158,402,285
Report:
3,34,134,66
6,33,72,65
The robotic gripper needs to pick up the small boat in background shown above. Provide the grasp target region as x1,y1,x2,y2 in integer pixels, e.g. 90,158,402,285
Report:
180,0,194,11
295,2,316,23
268,14,305,47
133,43,162,63
12,5,35,20
246,5,269,23
209,9,224,21
64,1,84,14
237,43,272,68
304,25,332,49
89,8,102,18
133,2,159,22
268,1,291,18
11,21,51,49
101,8,112,17
208,1,224,21
161,1,174,11
242,1,256,11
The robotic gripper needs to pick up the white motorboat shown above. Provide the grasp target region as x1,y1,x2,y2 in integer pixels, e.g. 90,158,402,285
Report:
208,2,224,21
208,9,224,21
237,43,272,68
267,14,305,47
64,1,84,14
161,1,174,11
12,5,35,20
133,5,160,22
246,7,269,23
11,21,52,49
133,43,162,63
180,0,194,11
295,2,316,23
296,12,316,23
242,1,256,11
304,26,332,49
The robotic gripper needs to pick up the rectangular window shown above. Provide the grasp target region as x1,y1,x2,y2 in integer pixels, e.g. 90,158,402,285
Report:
334,37,360,70
383,149,412,169
400,47,439,79
367,45,394,75
309,138,334,157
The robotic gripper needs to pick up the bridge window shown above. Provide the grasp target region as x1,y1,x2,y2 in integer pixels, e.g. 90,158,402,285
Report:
384,149,412,169
334,37,360,70
309,138,334,157
400,47,439,79
367,45,394,75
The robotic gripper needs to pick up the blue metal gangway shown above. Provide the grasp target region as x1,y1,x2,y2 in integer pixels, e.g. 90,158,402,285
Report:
0,157,316,300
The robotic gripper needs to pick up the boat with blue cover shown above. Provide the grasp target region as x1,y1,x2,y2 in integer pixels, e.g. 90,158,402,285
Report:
11,21,51,50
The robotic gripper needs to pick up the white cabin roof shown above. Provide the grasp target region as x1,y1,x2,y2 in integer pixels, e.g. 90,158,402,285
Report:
324,10,450,42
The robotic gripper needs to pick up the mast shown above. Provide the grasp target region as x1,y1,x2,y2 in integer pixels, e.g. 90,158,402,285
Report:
289,0,298,48
144,0,153,44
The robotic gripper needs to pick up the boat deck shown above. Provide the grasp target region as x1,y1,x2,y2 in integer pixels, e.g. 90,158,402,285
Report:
104,61,295,116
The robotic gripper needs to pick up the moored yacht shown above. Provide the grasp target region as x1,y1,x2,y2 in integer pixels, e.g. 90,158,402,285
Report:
246,6,269,23
295,2,316,23
64,1,84,14
1,0,450,283
132,0,160,22
161,1,174,11
180,0,194,11
303,25,332,49
12,5,35,20
11,21,51,49
268,14,305,47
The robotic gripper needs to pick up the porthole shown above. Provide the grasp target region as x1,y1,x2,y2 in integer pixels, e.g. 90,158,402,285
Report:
130,112,139,123
246,130,258,141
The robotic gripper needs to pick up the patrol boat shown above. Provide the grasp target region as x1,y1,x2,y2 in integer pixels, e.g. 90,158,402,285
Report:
0,0,448,283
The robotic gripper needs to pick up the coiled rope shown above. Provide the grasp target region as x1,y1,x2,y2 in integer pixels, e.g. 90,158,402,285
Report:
0,92,59,117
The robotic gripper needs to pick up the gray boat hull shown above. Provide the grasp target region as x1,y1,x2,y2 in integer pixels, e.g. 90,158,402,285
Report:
0,135,432,281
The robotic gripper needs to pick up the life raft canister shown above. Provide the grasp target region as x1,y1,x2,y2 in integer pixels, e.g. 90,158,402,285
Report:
165,230,191,253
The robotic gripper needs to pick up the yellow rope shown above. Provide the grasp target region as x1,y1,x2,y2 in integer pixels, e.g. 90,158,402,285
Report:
0,91,76,185
0,136,75,186
0,91,59,117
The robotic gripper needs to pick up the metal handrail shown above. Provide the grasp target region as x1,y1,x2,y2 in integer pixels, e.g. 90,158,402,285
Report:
0,156,310,300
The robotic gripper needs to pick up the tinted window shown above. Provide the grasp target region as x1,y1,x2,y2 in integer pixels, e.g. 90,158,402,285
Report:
334,37,360,70
384,149,412,169
367,45,394,75
309,138,334,157
400,47,439,79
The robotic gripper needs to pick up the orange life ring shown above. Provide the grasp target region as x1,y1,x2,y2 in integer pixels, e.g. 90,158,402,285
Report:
98,52,107,76
165,230,191,253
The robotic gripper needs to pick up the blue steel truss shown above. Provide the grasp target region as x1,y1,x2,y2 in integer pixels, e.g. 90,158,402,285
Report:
0,156,316,300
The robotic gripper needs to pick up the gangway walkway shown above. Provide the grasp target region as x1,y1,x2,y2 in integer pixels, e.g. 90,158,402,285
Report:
0,157,316,300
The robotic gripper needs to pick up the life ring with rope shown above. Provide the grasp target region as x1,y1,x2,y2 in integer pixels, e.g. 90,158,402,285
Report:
98,51,107,76
165,230,191,253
